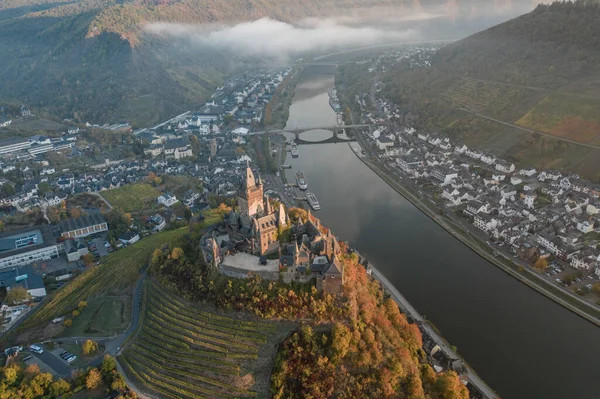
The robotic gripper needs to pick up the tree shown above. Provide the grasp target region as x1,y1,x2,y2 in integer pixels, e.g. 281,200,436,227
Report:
534,257,548,270
78,300,88,310
6,286,31,305
152,248,163,265
83,339,99,355
0,183,15,198
85,369,102,389
0,220,4,232
63,319,72,328
3,366,18,385
101,355,117,376
37,181,52,194
49,379,71,397
72,309,80,318
171,247,184,261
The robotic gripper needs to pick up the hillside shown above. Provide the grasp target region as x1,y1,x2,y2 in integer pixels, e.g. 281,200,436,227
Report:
0,0,406,126
379,0,600,180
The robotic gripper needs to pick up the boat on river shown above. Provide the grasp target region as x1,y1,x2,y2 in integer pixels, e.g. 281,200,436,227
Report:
291,146,299,157
295,172,308,190
306,192,320,210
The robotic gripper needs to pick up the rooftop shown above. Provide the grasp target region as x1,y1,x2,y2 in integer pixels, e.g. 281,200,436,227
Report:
59,213,106,234
0,225,56,260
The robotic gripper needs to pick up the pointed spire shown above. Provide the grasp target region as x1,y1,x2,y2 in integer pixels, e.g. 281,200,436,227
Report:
265,197,272,215
244,164,256,189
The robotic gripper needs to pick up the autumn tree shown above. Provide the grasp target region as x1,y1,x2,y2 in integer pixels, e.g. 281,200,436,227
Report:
534,257,548,270
78,301,88,311
171,247,184,261
85,368,102,389
49,379,71,397
82,339,99,355
6,286,31,305
152,248,163,265
63,319,73,328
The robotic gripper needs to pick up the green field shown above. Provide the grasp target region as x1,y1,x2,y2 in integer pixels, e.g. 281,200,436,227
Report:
120,282,286,399
62,297,131,337
101,183,161,213
16,229,186,332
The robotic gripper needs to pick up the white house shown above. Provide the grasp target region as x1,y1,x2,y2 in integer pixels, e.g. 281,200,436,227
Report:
474,214,499,233
158,193,178,207
576,220,594,234
376,136,395,150
495,161,515,174
119,231,140,246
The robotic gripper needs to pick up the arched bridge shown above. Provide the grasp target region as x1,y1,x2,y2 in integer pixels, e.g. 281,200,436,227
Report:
294,136,357,145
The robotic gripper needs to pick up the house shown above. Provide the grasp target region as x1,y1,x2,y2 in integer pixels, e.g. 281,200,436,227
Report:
164,139,193,160
60,213,108,239
144,144,164,157
495,161,515,174
474,214,499,233
64,238,88,262
0,265,46,298
158,193,178,207
182,190,200,207
570,251,599,272
431,168,458,185
118,231,140,246
465,200,490,216
376,136,395,151
150,214,166,231
576,220,594,234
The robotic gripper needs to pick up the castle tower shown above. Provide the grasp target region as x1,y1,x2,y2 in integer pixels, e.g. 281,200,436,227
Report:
265,196,273,215
238,163,264,220
278,203,287,227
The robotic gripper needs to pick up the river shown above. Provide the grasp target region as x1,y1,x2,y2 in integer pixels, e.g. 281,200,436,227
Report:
280,66,600,399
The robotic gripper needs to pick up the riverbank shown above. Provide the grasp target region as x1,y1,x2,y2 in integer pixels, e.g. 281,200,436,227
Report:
368,264,499,399
263,66,303,129
350,142,600,328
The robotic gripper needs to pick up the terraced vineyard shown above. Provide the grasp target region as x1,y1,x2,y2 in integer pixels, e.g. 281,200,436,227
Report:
120,282,279,399
18,229,186,330
442,78,507,111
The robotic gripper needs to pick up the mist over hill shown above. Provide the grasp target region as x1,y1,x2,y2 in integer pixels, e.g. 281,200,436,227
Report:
0,0,538,126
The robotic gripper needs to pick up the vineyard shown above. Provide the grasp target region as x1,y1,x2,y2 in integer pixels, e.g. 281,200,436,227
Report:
18,229,186,331
120,281,283,399
442,78,508,111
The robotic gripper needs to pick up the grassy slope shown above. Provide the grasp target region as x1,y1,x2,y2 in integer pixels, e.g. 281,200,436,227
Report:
8,228,186,341
100,183,161,213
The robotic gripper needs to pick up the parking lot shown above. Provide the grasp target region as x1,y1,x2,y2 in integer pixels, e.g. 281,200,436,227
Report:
85,233,112,261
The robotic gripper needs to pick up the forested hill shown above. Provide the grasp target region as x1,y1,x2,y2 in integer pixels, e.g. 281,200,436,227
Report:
379,0,600,181
0,0,406,126
432,0,600,89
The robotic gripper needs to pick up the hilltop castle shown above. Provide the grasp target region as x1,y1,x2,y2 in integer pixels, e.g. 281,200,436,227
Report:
200,163,344,294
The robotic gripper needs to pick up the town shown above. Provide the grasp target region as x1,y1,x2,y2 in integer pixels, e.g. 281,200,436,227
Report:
344,53,600,309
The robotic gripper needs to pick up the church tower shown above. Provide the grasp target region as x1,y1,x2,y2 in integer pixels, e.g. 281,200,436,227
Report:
238,163,264,220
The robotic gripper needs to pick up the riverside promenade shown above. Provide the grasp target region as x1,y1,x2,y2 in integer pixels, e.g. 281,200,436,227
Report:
369,265,499,399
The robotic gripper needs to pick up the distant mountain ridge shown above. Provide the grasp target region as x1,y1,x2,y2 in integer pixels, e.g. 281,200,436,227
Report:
0,0,418,125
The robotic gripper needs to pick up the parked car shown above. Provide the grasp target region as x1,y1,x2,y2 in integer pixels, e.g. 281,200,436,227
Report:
29,344,43,354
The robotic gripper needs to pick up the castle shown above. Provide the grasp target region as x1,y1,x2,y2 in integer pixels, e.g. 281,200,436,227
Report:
200,163,344,294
